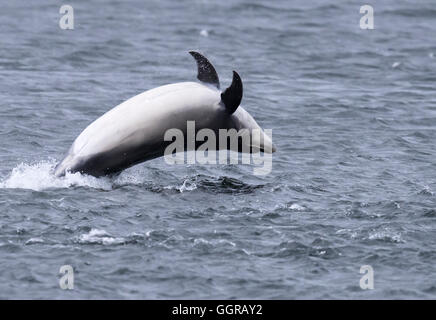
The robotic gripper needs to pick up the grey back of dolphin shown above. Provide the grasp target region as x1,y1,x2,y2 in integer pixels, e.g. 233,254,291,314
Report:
54,52,274,177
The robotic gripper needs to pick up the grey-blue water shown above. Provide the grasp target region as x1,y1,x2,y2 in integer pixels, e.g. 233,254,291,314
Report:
1,0,435,299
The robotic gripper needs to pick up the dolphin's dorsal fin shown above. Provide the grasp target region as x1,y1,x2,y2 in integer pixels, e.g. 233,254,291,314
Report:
189,51,220,89
221,71,243,114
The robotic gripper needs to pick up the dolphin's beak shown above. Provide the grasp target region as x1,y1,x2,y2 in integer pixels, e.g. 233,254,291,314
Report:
247,128,276,154
272,144,277,153
262,144,276,154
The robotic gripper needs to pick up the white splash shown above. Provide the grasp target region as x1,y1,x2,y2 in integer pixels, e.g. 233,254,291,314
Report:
25,238,44,245
200,29,209,37
368,228,403,243
288,203,305,211
0,159,112,191
163,178,197,193
76,228,125,245
392,61,401,68
178,179,197,193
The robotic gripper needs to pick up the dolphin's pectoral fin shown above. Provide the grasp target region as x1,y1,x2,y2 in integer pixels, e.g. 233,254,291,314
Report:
189,51,220,89
221,71,243,114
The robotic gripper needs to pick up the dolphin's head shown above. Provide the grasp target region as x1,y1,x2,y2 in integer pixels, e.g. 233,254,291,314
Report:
218,70,275,154
189,51,276,154
229,106,276,154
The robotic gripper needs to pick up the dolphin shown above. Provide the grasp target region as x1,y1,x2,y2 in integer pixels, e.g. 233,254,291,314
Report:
54,51,276,177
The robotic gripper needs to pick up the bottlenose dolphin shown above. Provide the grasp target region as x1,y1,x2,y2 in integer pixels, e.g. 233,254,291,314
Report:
54,51,275,177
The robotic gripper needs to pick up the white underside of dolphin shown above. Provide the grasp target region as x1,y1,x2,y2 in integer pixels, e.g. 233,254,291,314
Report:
54,52,275,177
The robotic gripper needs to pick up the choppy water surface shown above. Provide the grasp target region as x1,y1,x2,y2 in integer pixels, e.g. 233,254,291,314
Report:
1,0,435,299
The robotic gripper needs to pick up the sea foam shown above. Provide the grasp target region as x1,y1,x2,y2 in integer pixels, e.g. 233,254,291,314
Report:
0,159,112,191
